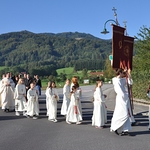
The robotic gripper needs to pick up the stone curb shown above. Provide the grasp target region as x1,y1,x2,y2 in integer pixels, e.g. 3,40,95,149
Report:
133,98,150,105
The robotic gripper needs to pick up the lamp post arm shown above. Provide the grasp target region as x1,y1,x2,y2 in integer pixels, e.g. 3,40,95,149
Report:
103,19,117,29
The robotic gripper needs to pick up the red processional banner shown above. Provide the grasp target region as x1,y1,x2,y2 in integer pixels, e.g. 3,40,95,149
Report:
121,35,134,70
112,24,125,69
112,24,134,70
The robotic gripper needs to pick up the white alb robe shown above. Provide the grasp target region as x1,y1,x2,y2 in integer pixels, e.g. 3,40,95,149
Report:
46,88,59,120
70,83,82,98
14,84,26,112
66,92,82,123
0,80,2,107
92,87,107,127
0,77,15,110
110,77,131,132
26,89,39,116
45,87,49,116
61,84,70,115
125,78,135,123
70,83,82,114
148,105,150,130
34,86,39,96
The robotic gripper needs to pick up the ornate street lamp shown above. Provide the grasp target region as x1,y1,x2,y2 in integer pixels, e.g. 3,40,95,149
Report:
101,7,119,34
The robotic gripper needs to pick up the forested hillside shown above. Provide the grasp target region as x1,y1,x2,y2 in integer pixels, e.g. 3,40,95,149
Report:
0,31,112,76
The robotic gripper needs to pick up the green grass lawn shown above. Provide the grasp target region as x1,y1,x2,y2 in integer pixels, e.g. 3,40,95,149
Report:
57,67,83,79
57,67,74,75
41,67,85,90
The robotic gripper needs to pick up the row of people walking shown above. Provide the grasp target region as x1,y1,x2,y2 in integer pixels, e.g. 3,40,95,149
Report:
46,77,107,128
0,72,149,135
0,72,42,113
0,74,106,128
46,77,83,124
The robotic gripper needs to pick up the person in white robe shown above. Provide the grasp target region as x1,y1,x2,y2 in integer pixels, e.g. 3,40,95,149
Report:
92,80,107,129
66,85,82,124
46,81,59,122
70,77,82,98
0,74,6,108
123,70,137,126
70,76,82,114
0,94,1,108
0,72,15,111
61,79,70,116
148,109,150,131
26,82,39,119
110,68,132,136
14,78,27,116
45,81,51,116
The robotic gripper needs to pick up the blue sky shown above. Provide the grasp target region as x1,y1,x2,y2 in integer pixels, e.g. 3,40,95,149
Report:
0,0,149,39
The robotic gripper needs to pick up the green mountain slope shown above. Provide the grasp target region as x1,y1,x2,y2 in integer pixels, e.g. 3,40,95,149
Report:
0,31,112,75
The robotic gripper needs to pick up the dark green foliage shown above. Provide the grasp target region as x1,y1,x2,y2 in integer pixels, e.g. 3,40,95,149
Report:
132,26,150,100
0,31,111,76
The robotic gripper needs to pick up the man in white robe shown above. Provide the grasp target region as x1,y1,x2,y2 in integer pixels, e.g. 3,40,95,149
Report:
110,69,131,136
123,71,137,126
0,72,15,111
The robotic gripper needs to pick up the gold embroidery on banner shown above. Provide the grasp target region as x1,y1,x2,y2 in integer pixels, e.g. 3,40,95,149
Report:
118,41,122,49
124,45,129,57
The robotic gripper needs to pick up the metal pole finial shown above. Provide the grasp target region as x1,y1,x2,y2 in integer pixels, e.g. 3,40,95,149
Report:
112,7,117,16
123,20,128,35
112,7,119,26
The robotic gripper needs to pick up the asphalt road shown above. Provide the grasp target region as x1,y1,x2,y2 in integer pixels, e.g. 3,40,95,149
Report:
0,84,150,150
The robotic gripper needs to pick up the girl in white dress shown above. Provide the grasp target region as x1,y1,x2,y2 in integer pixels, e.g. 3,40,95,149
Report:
46,81,59,122
61,79,70,116
70,76,82,115
70,76,82,98
26,82,39,119
148,105,150,130
14,78,27,116
66,85,82,124
45,81,51,116
92,80,107,129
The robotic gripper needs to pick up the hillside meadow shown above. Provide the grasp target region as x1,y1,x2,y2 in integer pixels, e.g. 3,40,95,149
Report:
42,67,92,89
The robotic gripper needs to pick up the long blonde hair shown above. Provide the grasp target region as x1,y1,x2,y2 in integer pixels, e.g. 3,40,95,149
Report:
17,78,24,84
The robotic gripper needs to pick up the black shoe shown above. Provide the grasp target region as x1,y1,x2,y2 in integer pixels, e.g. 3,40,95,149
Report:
114,130,119,135
5,109,9,112
131,122,138,126
120,131,130,136
111,130,119,135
